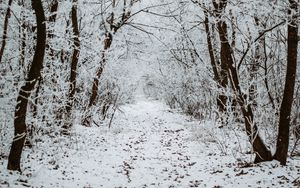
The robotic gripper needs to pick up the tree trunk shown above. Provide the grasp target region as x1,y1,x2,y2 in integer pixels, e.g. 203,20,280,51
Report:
63,0,80,131
226,45,273,162
213,0,272,162
203,10,228,113
89,33,112,106
49,0,58,23
89,66,104,107
31,0,59,119
18,0,26,69
82,33,112,127
213,0,230,113
225,27,272,163
0,0,13,63
204,11,220,83
81,1,134,126
241,105,273,163
273,0,298,165
47,0,58,58
7,0,46,171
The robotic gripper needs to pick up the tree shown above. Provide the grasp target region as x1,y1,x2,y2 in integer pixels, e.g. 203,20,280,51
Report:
30,0,59,143
82,0,136,126
203,9,225,112
7,0,46,171
211,0,273,162
18,0,27,70
63,0,81,132
273,0,299,165
0,0,13,63
194,0,233,114
212,0,230,113
205,0,298,164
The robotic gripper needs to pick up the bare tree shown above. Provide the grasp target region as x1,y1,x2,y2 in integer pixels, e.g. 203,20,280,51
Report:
63,0,81,132
273,0,299,165
30,0,59,143
82,0,135,126
211,0,273,162
18,0,27,69
203,10,227,113
209,0,299,164
7,0,46,171
47,0,59,58
211,0,230,113
0,0,13,63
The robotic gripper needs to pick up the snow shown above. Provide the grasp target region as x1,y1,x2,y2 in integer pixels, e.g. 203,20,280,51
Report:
0,97,299,187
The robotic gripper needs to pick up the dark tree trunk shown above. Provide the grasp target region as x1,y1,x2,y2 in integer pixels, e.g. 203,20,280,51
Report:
19,22,26,69
63,0,80,131
203,10,227,112
7,0,46,171
89,33,112,107
212,0,230,113
18,0,26,69
204,11,220,83
240,106,273,163
49,0,58,23
89,66,104,107
82,33,112,127
225,42,272,162
0,0,13,63
225,27,272,163
273,0,298,165
18,0,32,148
31,0,59,119
213,0,272,162
47,0,58,57
81,1,133,126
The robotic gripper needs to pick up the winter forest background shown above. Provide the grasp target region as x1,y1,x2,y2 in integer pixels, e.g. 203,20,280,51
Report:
0,0,300,187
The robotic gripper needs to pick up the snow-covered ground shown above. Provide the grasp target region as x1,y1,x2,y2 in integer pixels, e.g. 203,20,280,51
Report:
0,98,299,188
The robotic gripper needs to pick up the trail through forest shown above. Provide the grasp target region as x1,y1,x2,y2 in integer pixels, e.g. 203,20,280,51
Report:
1,97,299,188
1,0,300,187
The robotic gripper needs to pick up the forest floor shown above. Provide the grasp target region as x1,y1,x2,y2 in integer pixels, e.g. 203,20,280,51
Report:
0,98,300,188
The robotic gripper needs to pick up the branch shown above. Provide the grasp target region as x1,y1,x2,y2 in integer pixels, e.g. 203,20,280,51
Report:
238,21,285,69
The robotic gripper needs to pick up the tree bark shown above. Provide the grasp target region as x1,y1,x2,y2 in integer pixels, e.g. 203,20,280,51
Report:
212,0,230,113
203,10,228,112
88,33,112,107
7,0,46,171
225,41,272,162
82,33,112,127
49,0,58,23
273,0,298,165
63,0,80,131
31,0,59,119
204,11,220,83
213,0,272,162
18,0,26,69
82,1,134,126
0,0,13,63
47,0,58,58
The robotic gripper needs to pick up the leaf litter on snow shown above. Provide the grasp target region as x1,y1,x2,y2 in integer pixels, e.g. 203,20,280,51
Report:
0,99,299,188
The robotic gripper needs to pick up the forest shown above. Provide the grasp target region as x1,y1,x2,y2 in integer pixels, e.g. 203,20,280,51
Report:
0,0,299,187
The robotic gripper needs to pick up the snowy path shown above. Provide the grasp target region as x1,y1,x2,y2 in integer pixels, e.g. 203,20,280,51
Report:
70,99,204,187
1,99,299,188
